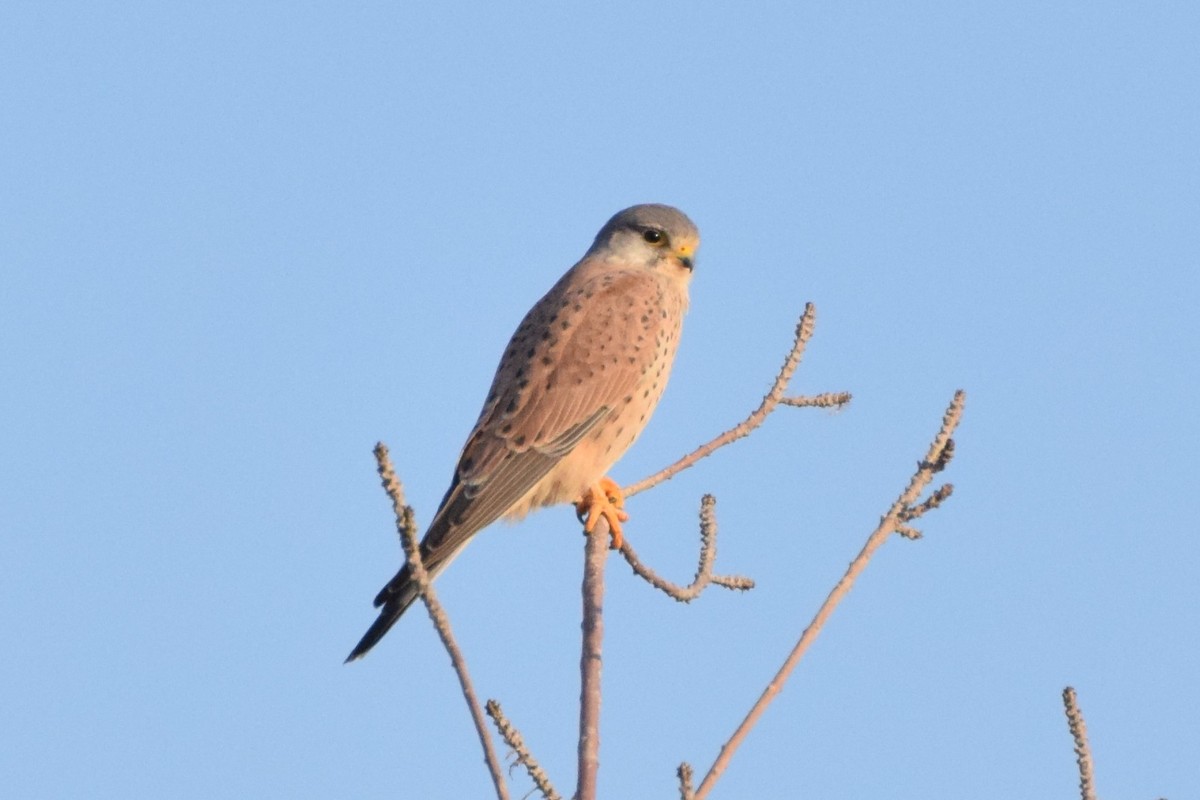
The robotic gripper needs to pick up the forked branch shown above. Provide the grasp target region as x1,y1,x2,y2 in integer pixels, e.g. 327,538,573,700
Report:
690,390,966,799
624,303,851,499
618,494,754,601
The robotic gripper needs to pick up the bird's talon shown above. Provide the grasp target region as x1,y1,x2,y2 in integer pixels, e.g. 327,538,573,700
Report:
576,478,629,549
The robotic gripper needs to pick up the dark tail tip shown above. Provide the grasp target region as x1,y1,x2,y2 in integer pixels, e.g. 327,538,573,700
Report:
344,590,418,663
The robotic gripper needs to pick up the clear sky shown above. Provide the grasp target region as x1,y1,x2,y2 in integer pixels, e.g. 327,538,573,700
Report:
2,2,1197,798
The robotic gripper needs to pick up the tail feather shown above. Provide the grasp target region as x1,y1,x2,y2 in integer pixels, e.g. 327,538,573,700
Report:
345,527,475,662
345,478,483,663
344,576,420,662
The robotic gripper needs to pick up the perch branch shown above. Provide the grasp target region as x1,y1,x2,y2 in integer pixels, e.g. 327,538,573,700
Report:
575,517,610,800
624,303,850,499
1062,687,1097,800
618,494,754,600
485,700,562,800
373,443,509,800
692,390,966,799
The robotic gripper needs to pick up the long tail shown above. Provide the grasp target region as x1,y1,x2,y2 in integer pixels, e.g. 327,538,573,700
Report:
344,568,421,662
344,520,472,662
345,474,483,662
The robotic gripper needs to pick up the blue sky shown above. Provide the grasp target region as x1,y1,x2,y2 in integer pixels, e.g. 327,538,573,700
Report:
2,2,1197,797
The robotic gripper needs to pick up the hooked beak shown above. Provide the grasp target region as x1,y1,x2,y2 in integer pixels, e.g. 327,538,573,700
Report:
675,243,696,271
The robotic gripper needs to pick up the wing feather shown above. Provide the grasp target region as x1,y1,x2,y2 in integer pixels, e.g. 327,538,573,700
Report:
374,266,671,608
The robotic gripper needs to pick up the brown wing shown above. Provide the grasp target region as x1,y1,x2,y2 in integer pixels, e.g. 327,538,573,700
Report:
409,265,669,573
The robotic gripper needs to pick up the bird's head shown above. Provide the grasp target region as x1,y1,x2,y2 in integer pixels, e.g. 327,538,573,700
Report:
588,204,699,281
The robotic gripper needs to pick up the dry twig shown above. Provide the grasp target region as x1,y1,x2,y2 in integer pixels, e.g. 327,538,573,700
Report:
373,443,509,800
485,700,562,800
677,762,695,800
690,390,966,799
624,303,850,499
1062,687,1097,800
618,494,754,600
780,392,853,408
898,483,954,523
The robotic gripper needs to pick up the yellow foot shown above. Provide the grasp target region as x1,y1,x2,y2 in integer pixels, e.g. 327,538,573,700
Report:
574,477,629,549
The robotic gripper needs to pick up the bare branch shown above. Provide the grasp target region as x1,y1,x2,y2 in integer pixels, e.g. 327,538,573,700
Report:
691,390,966,799
887,396,963,520
575,519,609,800
485,700,562,800
677,763,695,800
618,494,754,601
624,304,850,498
1062,687,1097,800
373,443,509,800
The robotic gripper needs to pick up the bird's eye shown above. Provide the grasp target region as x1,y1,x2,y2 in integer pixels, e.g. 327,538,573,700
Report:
642,229,665,245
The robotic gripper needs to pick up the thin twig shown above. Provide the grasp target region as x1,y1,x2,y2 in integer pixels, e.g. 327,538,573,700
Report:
677,763,695,800
373,443,509,800
618,494,754,600
899,483,954,522
575,519,609,800
1062,687,1097,800
779,392,853,408
692,391,966,799
625,304,849,498
711,574,756,590
486,700,562,800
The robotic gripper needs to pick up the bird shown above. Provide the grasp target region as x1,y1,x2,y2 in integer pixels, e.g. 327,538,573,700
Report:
346,203,698,662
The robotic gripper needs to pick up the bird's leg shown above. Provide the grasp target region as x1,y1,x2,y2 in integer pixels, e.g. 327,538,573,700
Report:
574,477,630,549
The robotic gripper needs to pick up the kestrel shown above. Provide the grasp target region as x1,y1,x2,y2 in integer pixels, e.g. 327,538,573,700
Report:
347,204,698,661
